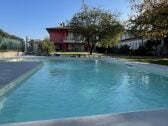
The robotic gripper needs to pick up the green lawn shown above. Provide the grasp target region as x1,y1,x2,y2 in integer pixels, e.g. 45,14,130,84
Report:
52,52,168,66
53,52,104,57
130,58,168,66
110,54,168,66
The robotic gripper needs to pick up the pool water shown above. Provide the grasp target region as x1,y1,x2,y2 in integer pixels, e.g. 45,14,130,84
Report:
0,59,168,124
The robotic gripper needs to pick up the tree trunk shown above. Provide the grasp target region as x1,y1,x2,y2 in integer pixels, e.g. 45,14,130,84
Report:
105,48,108,55
88,41,90,53
89,44,95,55
86,38,90,53
155,39,160,56
141,36,144,46
155,44,157,56
160,39,164,56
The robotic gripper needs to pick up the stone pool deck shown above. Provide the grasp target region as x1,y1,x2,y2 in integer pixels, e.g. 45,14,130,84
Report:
0,61,42,96
1,109,168,126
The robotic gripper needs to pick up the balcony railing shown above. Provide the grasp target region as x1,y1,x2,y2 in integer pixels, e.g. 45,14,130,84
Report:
63,37,83,43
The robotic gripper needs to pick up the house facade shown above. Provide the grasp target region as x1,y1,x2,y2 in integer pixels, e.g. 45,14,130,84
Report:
26,39,42,54
46,26,87,51
118,31,168,56
118,31,145,50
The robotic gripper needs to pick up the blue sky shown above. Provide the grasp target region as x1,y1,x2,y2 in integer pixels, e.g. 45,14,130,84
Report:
0,0,130,40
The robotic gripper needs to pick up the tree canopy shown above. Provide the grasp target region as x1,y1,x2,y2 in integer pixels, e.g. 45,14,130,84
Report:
0,29,23,41
69,6,124,54
0,29,24,51
40,38,55,55
129,0,168,39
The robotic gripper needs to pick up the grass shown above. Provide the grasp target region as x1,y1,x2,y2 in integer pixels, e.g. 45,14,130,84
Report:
110,54,168,66
57,52,88,54
130,58,168,66
54,51,104,57
52,51,168,66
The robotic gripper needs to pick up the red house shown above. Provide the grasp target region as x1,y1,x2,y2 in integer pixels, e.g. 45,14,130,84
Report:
46,25,86,51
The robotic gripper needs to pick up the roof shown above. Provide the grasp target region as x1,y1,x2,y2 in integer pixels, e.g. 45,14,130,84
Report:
46,27,72,31
28,39,42,43
121,29,143,42
30,39,42,41
121,37,142,42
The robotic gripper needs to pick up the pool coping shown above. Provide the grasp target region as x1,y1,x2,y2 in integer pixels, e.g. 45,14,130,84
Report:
1,108,168,126
0,62,43,97
9,56,168,69
3,56,168,75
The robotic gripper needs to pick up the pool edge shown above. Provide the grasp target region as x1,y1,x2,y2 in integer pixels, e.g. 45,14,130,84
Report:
102,57,168,76
0,62,43,97
1,108,168,126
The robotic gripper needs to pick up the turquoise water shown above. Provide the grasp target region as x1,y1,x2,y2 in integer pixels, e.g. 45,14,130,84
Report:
0,59,168,124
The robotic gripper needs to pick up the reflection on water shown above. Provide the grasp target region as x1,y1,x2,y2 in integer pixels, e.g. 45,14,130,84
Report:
0,97,7,112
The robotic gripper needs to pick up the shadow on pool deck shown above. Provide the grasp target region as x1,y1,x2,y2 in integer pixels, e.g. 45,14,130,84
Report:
1,109,168,126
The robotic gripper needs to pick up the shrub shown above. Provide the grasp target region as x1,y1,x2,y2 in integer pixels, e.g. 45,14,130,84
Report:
0,38,23,51
0,44,7,51
119,45,130,55
132,46,147,56
39,39,55,55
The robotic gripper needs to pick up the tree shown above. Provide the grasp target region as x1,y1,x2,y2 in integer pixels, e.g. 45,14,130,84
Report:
129,0,168,39
69,6,124,55
0,29,23,41
41,38,55,55
0,44,7,51
0,29,24,51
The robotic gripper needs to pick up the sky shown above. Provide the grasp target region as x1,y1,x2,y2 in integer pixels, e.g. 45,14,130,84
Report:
0,0,131,40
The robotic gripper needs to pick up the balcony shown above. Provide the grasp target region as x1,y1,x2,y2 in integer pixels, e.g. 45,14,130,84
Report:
63,37,83,43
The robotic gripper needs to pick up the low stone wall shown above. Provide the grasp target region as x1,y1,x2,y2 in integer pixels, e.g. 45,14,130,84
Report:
0,51,23,59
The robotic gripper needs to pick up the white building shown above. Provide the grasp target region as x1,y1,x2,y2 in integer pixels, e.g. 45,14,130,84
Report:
118,31,168,56
118,31,146,50
26,39,42,54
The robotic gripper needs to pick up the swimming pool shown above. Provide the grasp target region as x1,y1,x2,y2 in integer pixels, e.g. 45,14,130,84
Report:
0,59,168,124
